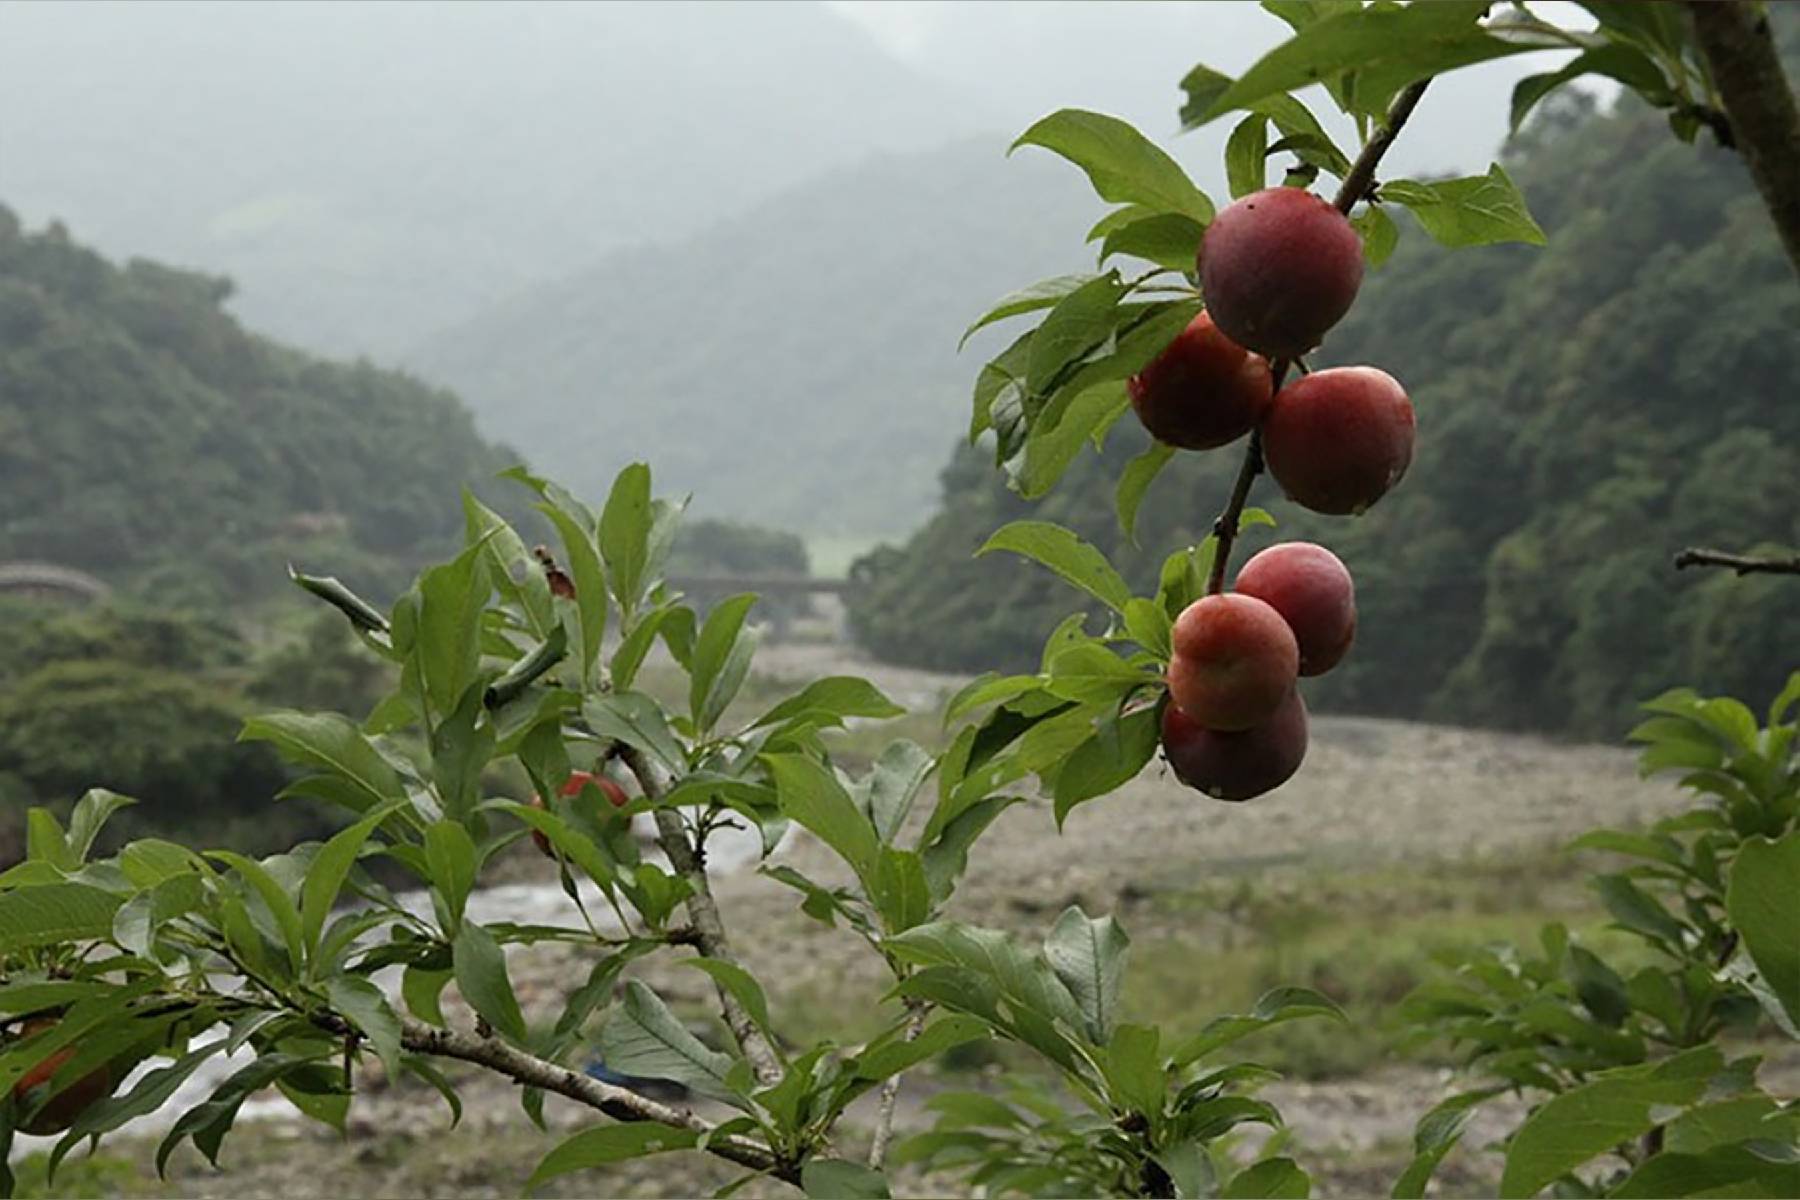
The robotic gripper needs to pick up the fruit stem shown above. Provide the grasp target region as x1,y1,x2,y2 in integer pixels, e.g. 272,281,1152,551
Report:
1332,78,1432,215
1206,361,1288,596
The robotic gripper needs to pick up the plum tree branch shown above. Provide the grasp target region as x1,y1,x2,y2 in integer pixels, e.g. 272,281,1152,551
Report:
620,746,785,1089
1673,547,1800,576
867,1000,929,1170
1205,80,1432,595
1687,1,1800,279
314,1010,794,1182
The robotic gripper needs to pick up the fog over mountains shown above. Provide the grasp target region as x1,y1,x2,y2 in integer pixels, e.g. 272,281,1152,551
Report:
1,1,1579,534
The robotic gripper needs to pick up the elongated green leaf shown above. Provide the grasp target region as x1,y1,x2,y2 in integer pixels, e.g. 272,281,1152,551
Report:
802,1159,892,1199
869,847,933,934
301,805,394,962
452,920,527,1043
961,274,1100,349
1097,212,1207,271
856,739,934,844
1053,705,1160,827
977,521,1132,613
1391,1088,1503,1199
1498,1046,1722,1198
600,462,653,615
1610,1145,1800,1199
528,1122,700,1189
1351,204,1399,268
414,540,490,719
765,754,880,882
1222,1157,1310,1199
1013,109,1214,222
583,692,687,774
599,980,741,1103
753,675,904,733
690,593,760,735
1044,906,1130,1044
464,491,556,637
1510,44,1668,133
1024,273,1129,396
1014,384,1131,499
425,820,478,934
1727,832,1800,1030
1117,441,1176,544
1045,642,1153,705
539,503,608,689
210,851,305,977
853,1014,991,1082
325,975,402,1079
240,711,406,812
678,958,775,1039
1226,114,1269,198
65,790,134,864
1382,164,1545,248
1172,987,1345,1066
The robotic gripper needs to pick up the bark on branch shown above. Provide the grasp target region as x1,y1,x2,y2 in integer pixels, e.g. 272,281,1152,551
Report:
314,1011,795,1182
1688,1,1800,279
1673,547,1800,576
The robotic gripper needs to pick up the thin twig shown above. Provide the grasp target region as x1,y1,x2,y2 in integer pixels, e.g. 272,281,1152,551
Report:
314,1011,793,1181
867,1002,930,1170
621,747,785,1089
1673,547,1800,576
1204,79,1433,595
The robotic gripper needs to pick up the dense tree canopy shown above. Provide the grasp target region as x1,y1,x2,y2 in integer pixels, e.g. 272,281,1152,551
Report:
848,90,1799,738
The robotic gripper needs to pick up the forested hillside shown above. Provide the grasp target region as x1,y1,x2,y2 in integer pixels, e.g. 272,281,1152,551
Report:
0,207,526,607
411,140,1097,536
847,91,1799,738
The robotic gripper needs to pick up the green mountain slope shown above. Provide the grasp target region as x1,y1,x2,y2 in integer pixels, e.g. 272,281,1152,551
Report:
409,140,1099,537
845,91,1800,739
0,207,526,607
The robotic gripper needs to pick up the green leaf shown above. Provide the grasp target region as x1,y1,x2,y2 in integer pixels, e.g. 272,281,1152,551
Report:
921,796,1017,905
1610,1145,1800,1199
853,1014,991,1082
1172,987,1346,1066
1392,1089,1501,1199
464,491,556,638
887,921,1086,1035
1727,832,1800,1030
1014,383,1131,499
1043,906,1130,1044
1564,945,1631,1028
689,593,760,735
1509,44,1668,134
414,540,492,721
679,957,776,1040
1222,1157,1310,1199
754,676,904,732
528,1122,700,1190
65,789,135,863
962,274,1100,349
1195,2,1549,124
1498,1045,1722,1198
1024,272,1129,396
452,920,527,1043
869,847,933,934
425,819,479,934
943,674,1045,724
1124,598,1172,661
600,462,654,616
1381,164,1546,248
25,808,71,869
802,1159,892,1199
1226,114,1269,198
599,980,742,1104
977,521,1132,613
1012,109,1214,222
538,503,608,690
402,966,452,1026
240,712,407,813
210,851,305,977
1351,204,1399,268
1045,642,1152,705
1117,441,1176,544
765,754,880,882
1594,873,1687,949
301,805,394,962
856,740,935,844
1097,212,1207,271
1052,704,1160,827
325,975,403,1080
583,692,688,774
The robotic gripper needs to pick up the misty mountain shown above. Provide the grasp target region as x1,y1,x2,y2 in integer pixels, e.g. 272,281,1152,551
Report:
0,1,984,356
408,138,1101,537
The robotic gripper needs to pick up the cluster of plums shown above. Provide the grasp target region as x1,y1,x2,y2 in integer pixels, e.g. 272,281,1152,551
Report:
1128,186,1418,802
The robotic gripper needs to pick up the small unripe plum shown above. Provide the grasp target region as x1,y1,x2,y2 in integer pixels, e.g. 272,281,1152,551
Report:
1161,689,1308,802
1234,542,1356,676
1198,187,1363,358
11,1017,114,1135
1262,367,1414,516
1127,311,1274,450
530,770,628,857
1167,593,1299,731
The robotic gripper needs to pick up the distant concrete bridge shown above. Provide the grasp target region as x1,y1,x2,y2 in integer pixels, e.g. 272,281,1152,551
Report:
665,574,857,598
0,562,110,604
